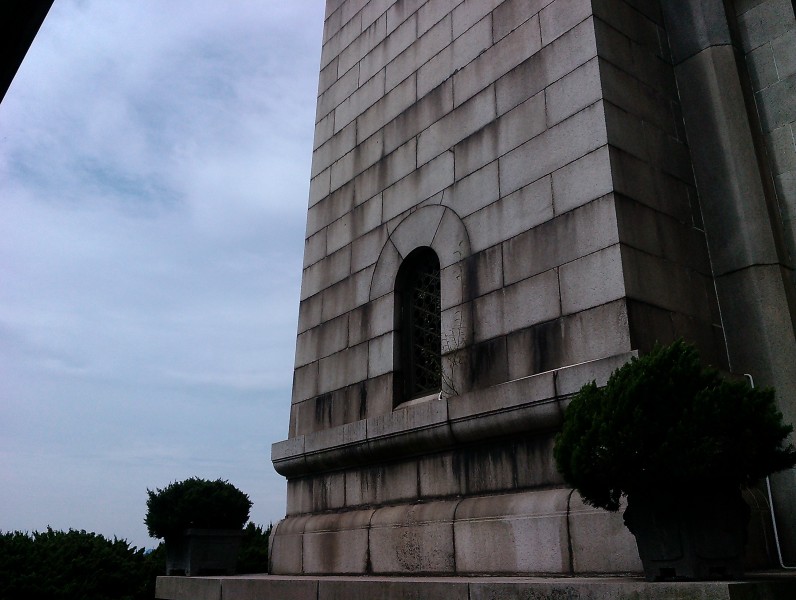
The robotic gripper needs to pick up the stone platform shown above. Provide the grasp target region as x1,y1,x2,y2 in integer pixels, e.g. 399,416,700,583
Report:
156,572,796,600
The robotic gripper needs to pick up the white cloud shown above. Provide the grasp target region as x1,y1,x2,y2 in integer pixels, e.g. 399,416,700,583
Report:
0,0,325,547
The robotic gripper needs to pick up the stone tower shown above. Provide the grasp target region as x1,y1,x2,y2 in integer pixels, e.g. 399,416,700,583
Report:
270,0,796,574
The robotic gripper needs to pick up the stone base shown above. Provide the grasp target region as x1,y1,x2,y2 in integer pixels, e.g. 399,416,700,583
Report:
269,487,776,577
270,488,642,575
155,573,796,600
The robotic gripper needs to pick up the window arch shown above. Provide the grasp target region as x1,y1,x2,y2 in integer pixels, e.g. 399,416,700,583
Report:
395,247,442,404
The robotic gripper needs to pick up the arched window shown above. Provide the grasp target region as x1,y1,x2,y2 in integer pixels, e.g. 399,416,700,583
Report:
395,247,441,404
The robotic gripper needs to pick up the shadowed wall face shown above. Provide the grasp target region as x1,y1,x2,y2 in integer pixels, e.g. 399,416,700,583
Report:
663,0,796,562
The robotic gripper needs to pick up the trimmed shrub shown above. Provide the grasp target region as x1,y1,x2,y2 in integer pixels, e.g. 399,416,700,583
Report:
554,340,796,511
145,477,251,540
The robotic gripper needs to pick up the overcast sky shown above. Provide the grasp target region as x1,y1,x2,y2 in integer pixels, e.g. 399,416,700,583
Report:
0,0,325,549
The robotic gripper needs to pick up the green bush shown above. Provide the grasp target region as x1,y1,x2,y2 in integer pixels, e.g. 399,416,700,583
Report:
0,528,162,600
554,340,796,511
145,478,252,540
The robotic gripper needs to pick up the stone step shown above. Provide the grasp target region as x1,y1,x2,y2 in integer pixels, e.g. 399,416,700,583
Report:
156,572,796,600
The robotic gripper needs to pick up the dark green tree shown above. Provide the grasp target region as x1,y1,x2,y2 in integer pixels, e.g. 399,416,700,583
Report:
236,522,272,574
0,528,163,600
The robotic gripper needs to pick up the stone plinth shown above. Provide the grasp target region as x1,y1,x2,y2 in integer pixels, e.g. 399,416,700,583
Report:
155,574,796,600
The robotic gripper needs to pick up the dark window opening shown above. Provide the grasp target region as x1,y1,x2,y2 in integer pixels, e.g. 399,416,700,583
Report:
395,247,441,403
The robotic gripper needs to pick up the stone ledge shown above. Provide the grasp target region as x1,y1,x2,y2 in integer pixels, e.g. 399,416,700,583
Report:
272,353,635,478
156,573,796,600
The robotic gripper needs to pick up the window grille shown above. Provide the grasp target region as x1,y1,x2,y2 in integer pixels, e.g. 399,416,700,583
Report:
397,248,441,401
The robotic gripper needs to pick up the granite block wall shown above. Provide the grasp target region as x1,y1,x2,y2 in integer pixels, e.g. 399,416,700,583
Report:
735,0,796,282
270,0,795,574
288,0,724,441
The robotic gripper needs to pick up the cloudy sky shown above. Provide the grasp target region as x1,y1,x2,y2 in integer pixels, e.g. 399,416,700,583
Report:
0,0,325,549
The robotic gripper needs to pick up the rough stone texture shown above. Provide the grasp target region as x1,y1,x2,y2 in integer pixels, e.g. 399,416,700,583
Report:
453,490,573,574
270,0,796,577
369,501,458,573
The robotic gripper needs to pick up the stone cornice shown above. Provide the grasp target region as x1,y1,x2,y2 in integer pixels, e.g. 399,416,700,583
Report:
272,352,635,478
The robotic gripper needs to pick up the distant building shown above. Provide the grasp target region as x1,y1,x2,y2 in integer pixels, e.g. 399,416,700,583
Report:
271,0,796,575
1,0,54,102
